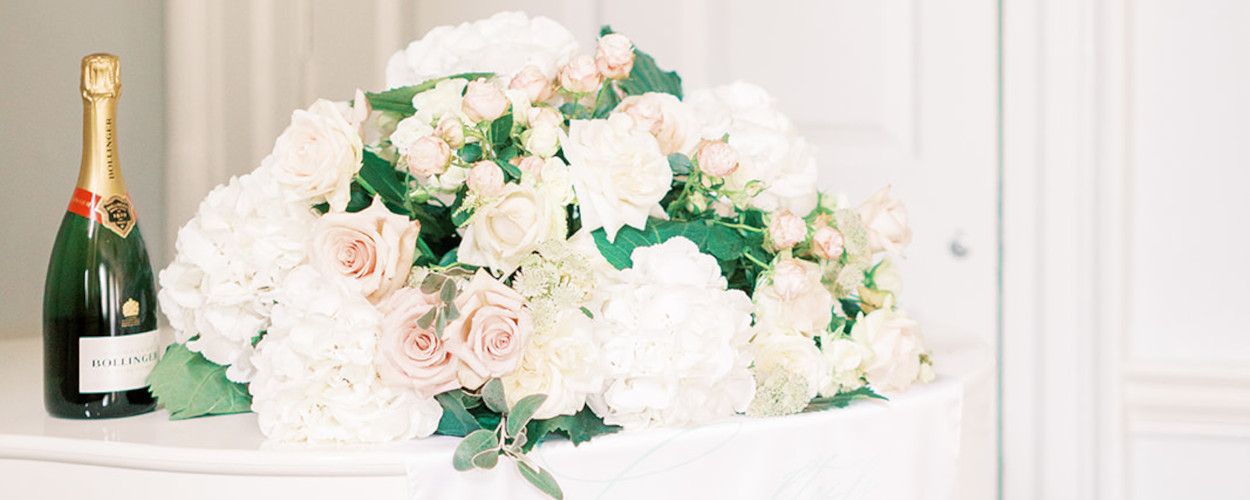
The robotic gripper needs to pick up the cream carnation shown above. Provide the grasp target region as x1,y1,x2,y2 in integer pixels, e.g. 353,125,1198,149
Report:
458,182,567,274
585,237,755,429
386,12,579,88
265,99,363,211
249,265,442,443
158,164,317,383
753,258,834,338
851,307,925,393
446,270,535,390
564,114,672,242
308,198,420,303
687,82,818,215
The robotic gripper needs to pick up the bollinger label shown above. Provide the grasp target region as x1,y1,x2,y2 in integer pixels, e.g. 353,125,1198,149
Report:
79,329,161,393
68,188,136,238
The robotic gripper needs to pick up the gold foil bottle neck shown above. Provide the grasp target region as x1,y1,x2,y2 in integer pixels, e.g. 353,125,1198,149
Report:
81,53,121,101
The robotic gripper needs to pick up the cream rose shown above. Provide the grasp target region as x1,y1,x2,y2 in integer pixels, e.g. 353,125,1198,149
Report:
820,336,867,395
753,258,834,338
614,92,700,155
509,65,555,104
563,114,672,242
462,79,510,123
308,198,420,303
265,99,363,211
851,308,925,392
376,287,460,399
750,332,830,401
446,270,535,390
857,185,912,257
458,182,568,274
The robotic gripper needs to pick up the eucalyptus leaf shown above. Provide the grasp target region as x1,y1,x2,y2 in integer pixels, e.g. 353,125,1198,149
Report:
453,429,499,471
416,308,437,329
506,394,548,438
517,461,564,500
439,279,457,302
482,378,507,414
667,152,693,174
147,343,252,420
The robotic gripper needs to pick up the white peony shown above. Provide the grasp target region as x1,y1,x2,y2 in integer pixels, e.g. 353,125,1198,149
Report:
249,265,442,443
265,99,363,212
564,114,672,242
585,237,755,429
386,12,579,88
502,309,605,420
851,307,925,393
752,258,835,338
687,82,819,215
457,182,568,274
158,164,317,382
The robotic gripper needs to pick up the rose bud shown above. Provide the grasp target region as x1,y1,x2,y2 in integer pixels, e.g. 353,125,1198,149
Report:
595,33,636,80
812,225,845,260
405,136,451,176
768,209,807,250
508,65,555,104
559,54,603,94
462,79,510,123
697,140,740,177
467,160,505,196
435,115,465,149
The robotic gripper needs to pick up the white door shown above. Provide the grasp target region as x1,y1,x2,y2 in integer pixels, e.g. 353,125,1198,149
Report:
164,1,1000,498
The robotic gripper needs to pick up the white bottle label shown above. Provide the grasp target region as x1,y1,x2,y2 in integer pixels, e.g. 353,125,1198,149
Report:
79,329,162,393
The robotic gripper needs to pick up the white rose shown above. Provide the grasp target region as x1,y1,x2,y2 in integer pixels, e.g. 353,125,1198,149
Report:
523,122,562,158
819,337,867,396
411,78,469,124
614,92,701,156
265,99,362,211
687,82,818,215
870,258,904,295
564,114,672,242
750,332,829,400
386,12,579,88
857,185,913,257
753,258,834,338
851,308,925,393
458,183,567,274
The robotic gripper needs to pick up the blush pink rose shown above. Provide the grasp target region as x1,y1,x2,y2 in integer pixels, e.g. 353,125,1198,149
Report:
697,140,739,177
308,197,420,303
559,54,603,94
467,161,505,196
446,269,534,390
768,209,807,250
772,257,813,300
595,33,635,79
405,135,451,176
435,115,466,149
509,65,555,104
462,79,510,123
376,287,460,399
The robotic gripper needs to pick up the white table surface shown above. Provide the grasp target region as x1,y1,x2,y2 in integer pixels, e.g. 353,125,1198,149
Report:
0,333,993,500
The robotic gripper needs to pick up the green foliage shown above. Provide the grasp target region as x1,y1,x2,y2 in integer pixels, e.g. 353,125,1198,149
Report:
506,394,548,438
482,378,508,414
366,72,494,114
446,382,565,499
802,387,888,413
489,113,514,146
518,461,564,500
453,428,499,471
601,26,683,99
147,343,252,420
459,143,484,163
591,218,743,271
667,152,694,175
521,406,623,453
435,391,484,437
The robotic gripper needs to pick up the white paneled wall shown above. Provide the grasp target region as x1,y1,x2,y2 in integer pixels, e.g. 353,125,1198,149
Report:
1003,0,1250,498
165,1,998,498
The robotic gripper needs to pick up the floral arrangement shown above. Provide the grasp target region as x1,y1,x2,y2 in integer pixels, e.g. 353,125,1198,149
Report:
151,12,932,498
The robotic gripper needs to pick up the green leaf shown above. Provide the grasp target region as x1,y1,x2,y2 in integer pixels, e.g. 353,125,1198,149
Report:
453,429,499,471
472,449,500,469
517,461,564,500
459,143,484,163
357,151,407,211
366,72,495,114
667,153,694,174
601,26,682,99
802,387,888,413
438,248,460,267
482,378,507,414
592,82,623,119
416,308,437,329
522,406,623,453
591,218,744,272
489,113,514,146
439,278,457,302
494,158,522,182
147,343,252,420
435,391,484,437
506,394,548,438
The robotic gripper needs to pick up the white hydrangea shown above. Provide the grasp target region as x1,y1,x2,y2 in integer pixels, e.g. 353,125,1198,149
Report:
249,265,442,443
502,309,605,420
157,164,316,382
386,11,579,88
585,237,756,429
687,82,819,216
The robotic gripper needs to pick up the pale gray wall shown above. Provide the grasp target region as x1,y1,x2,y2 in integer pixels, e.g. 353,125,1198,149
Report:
0,1,166,339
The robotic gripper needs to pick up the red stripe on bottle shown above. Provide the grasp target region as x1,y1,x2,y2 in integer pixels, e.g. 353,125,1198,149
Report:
67,188,100,221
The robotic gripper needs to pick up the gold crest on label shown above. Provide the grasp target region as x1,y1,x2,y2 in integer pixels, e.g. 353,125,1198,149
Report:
121,298,140,327
96,194,135,238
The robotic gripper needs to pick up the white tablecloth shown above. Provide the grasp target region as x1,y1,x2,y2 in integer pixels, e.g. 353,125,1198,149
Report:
0,334,992,500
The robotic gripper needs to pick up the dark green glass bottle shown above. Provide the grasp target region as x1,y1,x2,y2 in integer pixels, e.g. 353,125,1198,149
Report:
43,54,159,419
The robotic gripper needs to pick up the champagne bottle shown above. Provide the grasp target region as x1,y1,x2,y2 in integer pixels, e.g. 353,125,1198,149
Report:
43,53,159,419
